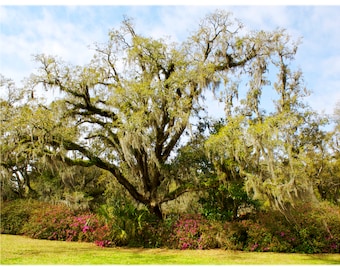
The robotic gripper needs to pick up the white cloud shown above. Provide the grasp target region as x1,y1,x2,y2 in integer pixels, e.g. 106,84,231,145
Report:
288,6,340,116
0,6,112,85
229,6,290,31
1,5,339,117
305,54,340,116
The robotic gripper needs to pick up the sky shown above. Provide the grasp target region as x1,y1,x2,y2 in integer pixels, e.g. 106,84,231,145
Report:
1,2,339,122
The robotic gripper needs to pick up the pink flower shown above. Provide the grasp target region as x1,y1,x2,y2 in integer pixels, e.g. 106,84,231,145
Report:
82,225,90,233
251,243,259,251
330,243,337,249
95,240,111,248
181,243,190,250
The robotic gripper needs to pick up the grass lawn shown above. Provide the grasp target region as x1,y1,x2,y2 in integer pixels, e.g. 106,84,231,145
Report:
1,234,339,265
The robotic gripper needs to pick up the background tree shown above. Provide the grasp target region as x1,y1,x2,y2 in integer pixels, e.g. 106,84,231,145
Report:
205,33,330,216
0,75,96,203
313,102,340,204
0,75,39,199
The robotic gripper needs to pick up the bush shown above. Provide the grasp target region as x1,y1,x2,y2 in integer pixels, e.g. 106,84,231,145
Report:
166,214,247,250
21,203,114,246
22,203,74,240
0,199,44,235
167,214,223,250
168,214,204,250
289,202,340,253
135,217,171,248
199,182,258,221
221,221,249,250
95,203,150,247
234,202,340,253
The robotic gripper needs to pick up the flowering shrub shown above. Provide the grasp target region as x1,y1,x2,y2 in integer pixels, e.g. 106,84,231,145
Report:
95,240,112,248
167,214,248,250
168,214,221,250
236,202,340,253
290,202,340,253
92,223,113,247
20,202,114,247
168,214,202,249
22,203,74,240
240,219,291,252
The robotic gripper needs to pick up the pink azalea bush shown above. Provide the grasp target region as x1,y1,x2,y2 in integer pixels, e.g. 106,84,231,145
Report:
168,214,220,250
20,202,113,247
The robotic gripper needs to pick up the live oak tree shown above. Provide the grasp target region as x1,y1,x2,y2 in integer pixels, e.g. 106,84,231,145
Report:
0,76,39,199
205,31,330,215
15,10,304,218
315,102,340,204
0,76,107,206
0,76,61,199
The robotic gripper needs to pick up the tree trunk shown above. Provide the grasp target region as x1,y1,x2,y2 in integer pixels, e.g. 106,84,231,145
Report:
232,202,238,221
149,203,163,220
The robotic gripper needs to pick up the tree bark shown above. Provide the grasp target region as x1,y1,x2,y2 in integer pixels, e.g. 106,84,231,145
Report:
148,203,163,220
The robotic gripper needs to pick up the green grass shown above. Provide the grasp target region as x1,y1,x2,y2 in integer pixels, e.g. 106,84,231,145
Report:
1,234,339,265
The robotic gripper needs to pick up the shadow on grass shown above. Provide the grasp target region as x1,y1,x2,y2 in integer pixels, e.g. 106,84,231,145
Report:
306,254,340,265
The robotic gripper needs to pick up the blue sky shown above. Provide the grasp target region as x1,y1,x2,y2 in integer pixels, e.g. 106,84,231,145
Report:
1,3,339,121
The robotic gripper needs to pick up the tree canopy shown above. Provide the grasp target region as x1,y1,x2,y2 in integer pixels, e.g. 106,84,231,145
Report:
1,10,338,219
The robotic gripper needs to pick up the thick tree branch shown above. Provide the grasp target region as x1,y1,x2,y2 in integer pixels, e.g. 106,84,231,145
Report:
58,139,149,205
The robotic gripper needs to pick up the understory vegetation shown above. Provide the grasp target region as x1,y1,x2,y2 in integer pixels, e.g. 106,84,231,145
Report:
1,198,339,253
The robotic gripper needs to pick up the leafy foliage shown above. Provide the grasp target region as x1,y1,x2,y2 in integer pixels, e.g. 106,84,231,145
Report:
199,182,258,221
0,199,44,234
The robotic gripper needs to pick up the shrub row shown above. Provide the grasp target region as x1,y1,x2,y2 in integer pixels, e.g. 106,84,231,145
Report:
1,199,339,253
165,203,340,253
